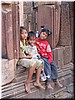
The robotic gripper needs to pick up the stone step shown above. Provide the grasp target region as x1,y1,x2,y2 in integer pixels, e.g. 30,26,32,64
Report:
1,65,72,93
48,83,73,99
1,72,73,99
1,63,73,99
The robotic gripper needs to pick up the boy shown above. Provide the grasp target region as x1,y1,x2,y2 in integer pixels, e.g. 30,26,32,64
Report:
26,31,46,82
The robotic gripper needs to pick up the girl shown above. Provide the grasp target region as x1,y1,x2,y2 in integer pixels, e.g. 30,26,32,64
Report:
36,28,63,89
18,26,44,93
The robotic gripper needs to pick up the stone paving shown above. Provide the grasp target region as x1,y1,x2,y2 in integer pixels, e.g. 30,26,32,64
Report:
1,63,74,99
48,83,74,99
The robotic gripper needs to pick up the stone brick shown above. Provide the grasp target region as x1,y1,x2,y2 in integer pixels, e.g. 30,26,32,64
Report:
2,11,7,58
2,3,20,60
59,3,71,46
23,6,32,14
37,4,60,49
70,17,74,63
52,46,64,69
52,5,60,48
6,11,14,60
46,5,55,49
1,59,15,86
2,5,14,60
38,2,59,5
12,3,20,59
63,46,72,65
69,2,74,17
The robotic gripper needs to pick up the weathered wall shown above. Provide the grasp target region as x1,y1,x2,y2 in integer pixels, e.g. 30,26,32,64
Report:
2,2,20,60
2,4,13,59
59,2,71,46
19,1,74,68
2,2,20,85
58,2,73,65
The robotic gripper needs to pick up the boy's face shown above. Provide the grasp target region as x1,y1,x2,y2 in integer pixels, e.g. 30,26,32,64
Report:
29,36,36,47
20,29,28,40
40,32,48,40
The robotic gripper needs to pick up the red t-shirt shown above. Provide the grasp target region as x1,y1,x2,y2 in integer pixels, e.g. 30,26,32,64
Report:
36,38,53,63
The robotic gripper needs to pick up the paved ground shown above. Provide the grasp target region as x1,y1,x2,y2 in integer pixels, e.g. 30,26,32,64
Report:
1,62,74,99
48,83,74,99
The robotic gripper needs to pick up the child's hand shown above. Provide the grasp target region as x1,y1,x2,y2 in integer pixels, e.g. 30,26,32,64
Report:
26,54,32,59
24,51,29,56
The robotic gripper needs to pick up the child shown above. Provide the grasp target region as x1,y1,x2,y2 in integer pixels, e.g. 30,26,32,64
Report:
26,31,46,82
18,26,45,93
36,28,63,89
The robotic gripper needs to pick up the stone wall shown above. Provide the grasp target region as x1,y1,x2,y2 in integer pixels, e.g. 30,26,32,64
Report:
69,2,74,63
2,3,13,59
2,2,20,85
59,2,71,46
1,59,15,86
23,2,34,31
22,1,74,68
2,2,20,60
58,2,73,65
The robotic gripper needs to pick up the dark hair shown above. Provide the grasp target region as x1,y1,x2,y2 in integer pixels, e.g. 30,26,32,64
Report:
27,31,36,39
41,25,45,29
41,28,52,36
20,26,27,33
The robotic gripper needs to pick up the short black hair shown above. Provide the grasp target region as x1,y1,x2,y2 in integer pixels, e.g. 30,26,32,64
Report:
41,28,52,36
27,31,36,39
20,26,27,32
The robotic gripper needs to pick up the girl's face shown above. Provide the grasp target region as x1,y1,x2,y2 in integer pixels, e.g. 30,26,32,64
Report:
40,32,48,40
20,29,28,40
29,36,36,47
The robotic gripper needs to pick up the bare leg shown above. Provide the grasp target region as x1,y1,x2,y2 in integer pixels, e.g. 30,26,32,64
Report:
34,64,45,89
25,63,36,93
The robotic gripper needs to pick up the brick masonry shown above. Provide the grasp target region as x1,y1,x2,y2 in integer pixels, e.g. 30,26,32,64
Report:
1,59,15,86
59,2,71,46
63,46,72,65
52,46,64,69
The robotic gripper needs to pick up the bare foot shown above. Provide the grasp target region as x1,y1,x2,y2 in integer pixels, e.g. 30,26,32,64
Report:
56,82,63,87
24,83,31,93
54,80,63,88
47,84,53,90
34,82,45,89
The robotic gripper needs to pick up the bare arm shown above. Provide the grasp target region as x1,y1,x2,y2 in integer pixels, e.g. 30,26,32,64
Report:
19,48,32,59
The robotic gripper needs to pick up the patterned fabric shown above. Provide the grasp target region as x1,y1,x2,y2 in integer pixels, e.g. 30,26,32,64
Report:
36,38,53,63
25,45,41,59
25,45,42,69
17,40,36,68
18,58,36,68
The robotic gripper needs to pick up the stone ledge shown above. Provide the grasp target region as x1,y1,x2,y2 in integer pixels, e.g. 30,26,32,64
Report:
1,59,17,86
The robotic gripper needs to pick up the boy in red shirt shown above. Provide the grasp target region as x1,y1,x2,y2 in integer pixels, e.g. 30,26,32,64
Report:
36,28,63,89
